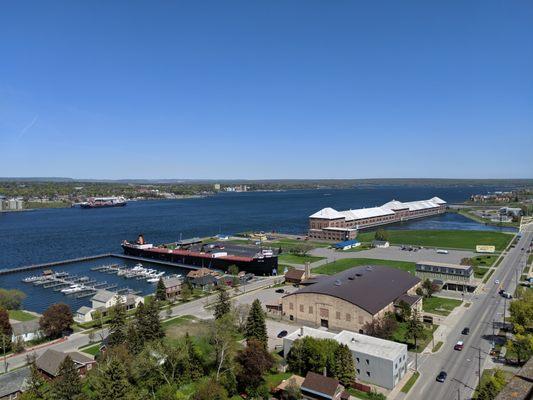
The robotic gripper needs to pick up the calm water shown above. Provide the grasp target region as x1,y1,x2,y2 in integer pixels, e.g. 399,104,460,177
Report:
0,185,519,311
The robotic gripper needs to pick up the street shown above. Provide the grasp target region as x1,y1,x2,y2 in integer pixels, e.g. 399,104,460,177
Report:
408,224,532,400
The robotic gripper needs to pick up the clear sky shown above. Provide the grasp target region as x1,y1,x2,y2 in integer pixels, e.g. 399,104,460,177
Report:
1,1,532,180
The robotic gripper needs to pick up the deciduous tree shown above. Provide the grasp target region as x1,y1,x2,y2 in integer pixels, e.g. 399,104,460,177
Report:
0,288,26,310
374,229,388,242
0,308,12,337
236,339,274,391
333,344,355,385
39,303,73,338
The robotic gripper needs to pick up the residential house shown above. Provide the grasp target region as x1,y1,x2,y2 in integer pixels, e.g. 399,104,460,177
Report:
36,349,96,380
0,366,30,400
11,320,41,343
162,276,182,300
300,371,347,400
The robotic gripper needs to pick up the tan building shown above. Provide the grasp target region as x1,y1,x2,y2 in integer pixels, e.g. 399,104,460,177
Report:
281,266,421,332
308,197,446,240
415,261,476,292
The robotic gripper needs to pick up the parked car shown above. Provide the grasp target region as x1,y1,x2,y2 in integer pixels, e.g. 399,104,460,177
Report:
277,330,288,338
275,288,285,293
502,292,512,299
462,327,470,335
495,280,500,285
454,341,464,351
498,289,505,295
436,371,447,382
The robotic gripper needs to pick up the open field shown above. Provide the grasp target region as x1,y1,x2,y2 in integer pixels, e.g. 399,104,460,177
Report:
313,258,415,275
422,296,462,316
357,229,514,251
79,343,101,356
474,267,490,279
278,253,325,264
8,310,37,321
468,255,498,267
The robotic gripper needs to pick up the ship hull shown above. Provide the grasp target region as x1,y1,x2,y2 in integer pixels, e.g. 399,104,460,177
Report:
122,245,278,276
81,202,127,209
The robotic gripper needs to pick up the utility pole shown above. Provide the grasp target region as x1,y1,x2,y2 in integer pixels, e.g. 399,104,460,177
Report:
2,334,7,373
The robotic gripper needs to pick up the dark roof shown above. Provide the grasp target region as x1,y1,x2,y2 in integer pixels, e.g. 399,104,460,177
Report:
495,357,533,400
285,269,305,280
163,276,182,288
0,366,30,397
284,266,420,315
394,294,422,306
36,349,94,377
302,371,341,397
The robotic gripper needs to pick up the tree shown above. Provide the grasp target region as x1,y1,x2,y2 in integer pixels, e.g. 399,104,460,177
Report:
287,337,338,377
374,229,388,242
506,333,533,364
234,303,251,332
397,300,412,322
185,332,204,380
125,322,143,355
139,299,164,341
421,279,437,298
509,290,533,329
236,339,274,391
24,355,49,399
181,284,192,301
214,288,231,320
406,310,425,350
0,308,12,337
193,378,228,400
155,278,167,302
209,313,239,382
0,288,26,310
362,313,397,339
228,265,239,276
284,378,303,400
107,298,127,347
333,344,355,385
245,299,267,347
89,357,133,400
50,355,82,400
12,336,25,353
39,303,73,338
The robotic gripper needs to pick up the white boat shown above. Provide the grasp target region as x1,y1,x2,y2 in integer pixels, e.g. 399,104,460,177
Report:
23,276,41,283
147,277,160,283
61,284,84,294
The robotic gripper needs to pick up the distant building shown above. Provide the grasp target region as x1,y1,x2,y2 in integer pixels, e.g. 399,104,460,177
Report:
214,183,221,190
308,197,446,241
36,349,96,380
415,261,475,292
334,240,360,250
300,371,346,400
186,268,219,290
500,207,523,217
284,269,307,284
74,290,143,322
281,266,421,332
372,240,390,248
283,326,408,390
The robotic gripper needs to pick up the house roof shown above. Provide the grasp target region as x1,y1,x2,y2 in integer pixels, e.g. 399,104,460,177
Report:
285,269,306,280
0,366,30,397
186,267,215,278
36,349,94,377
394,294,422,306
92,289,116,303
302,371,342,398
334,240,359,248
284,266,420,315
11,320,40,336
76,306,93,315
163,276,182,288
309,207,345,220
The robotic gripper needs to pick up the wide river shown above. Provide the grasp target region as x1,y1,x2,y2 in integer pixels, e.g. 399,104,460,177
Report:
0,185,518,312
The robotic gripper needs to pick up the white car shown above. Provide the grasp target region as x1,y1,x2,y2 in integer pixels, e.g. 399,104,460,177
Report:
495,280,500,285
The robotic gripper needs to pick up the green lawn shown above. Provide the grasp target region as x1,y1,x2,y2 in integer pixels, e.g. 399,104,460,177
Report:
8,310,37,322
264,372,293,390
422,296,462,316
391,323,437,352
432,341,443,352
474,267,490,279
79,343,101,356
468,255,498,267
401,372,420,393
356,230,514,251
161,314,196,328
313,258,416,275
278,253,325,265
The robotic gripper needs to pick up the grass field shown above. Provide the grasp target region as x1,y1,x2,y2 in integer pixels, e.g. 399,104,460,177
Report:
356,230,514,251
474,267,490,279
8,310,37,321
79,343,101,356
401,372,420,393
161,314,197,328
278,253,325,264
313,258,416,275
391,323,437,352
468,255,498,267
422,296,462,316
264,372,292,390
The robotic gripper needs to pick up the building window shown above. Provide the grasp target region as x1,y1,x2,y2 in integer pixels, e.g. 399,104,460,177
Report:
358,315,364,324
309,306,313,314
336,311,341,319
357,368,360,374
366,371,371,377
366,359,369,365
356,357,360,363
346,313,351,321
299,304,304,312
289,303,293,310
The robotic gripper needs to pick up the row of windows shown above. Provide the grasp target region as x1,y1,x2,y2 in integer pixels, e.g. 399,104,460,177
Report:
289,303,365,324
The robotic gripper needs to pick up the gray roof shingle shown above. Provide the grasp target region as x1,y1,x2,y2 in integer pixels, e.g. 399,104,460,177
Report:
36,349,94,377
0,366,31,397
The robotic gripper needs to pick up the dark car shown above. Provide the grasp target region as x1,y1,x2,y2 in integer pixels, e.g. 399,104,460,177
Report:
498,289,505,295
436,371,447,383
462,327,470,335
277,330,288,338
275,288,285,293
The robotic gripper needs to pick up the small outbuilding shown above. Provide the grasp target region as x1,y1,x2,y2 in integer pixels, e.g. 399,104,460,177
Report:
372,240,390,248
334,239,360,250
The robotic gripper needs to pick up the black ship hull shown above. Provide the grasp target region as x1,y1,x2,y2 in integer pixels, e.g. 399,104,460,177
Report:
81,202,127,209
122,245,278,276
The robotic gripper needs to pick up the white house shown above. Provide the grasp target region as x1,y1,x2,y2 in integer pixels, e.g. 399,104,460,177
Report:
75,306,95,323
372,240,390,248
91,290,143,311
11,320,42,343
283,326,408,390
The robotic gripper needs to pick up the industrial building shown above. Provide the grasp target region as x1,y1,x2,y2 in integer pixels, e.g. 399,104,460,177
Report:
415,261,476,292
281,266,421,332
283,326,408,390
308,197,446,241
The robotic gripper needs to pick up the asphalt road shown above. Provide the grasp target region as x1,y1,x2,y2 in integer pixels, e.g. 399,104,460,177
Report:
409,224,532,400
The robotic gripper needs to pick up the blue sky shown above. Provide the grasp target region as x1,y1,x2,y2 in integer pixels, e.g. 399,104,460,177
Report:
1,1,532,179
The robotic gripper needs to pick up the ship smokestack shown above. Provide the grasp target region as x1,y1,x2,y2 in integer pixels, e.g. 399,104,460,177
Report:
137,234,145,245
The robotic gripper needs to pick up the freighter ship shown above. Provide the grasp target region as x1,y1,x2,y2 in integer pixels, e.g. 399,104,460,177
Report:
121,235,278,275
80,196,127,209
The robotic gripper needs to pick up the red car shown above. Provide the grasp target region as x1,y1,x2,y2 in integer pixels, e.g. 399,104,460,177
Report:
454,341,464,351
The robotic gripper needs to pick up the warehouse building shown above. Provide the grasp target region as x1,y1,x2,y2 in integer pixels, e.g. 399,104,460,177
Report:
283,326,408,390
281,266,421,332
308,197,446,240
415,261,476,292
